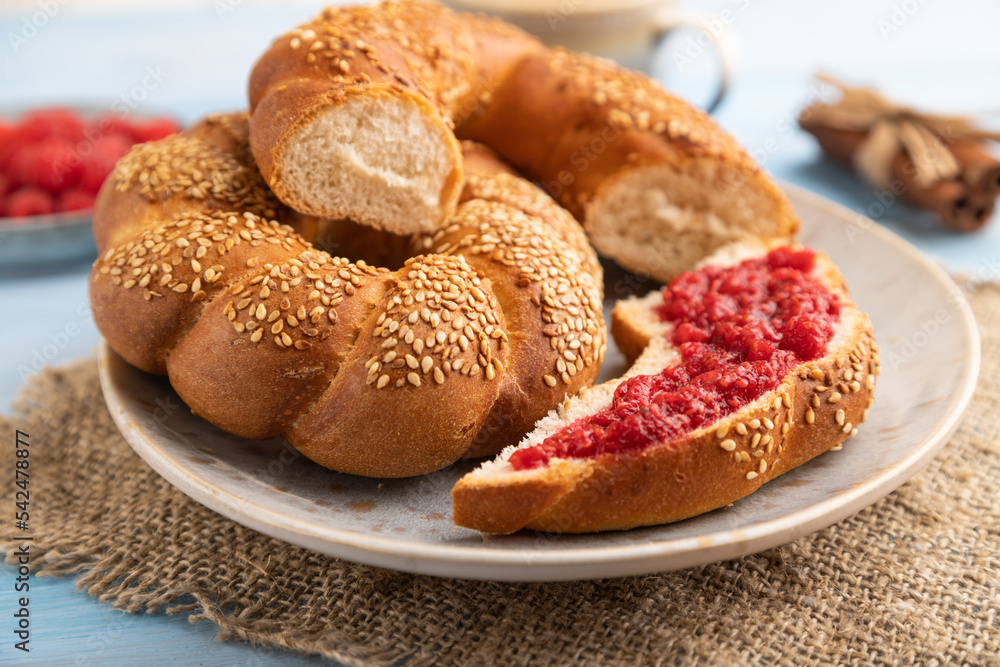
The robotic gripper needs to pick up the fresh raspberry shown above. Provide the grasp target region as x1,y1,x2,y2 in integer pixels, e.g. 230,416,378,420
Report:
4,187,54,218
6,137,82,192
56,187,96,212
0,128,32,172
0,173,11,196
91,113,134,141
15,108,86,143
0,120,11,152
129,117,181,143
79,134,133,193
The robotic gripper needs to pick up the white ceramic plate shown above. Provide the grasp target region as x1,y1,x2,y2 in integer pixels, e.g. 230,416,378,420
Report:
99,184,981,582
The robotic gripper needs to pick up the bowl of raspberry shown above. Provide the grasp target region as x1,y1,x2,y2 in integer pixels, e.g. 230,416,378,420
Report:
0,106,180,271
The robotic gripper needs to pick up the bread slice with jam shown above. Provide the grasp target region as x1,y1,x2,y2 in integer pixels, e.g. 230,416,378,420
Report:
452,242,879,534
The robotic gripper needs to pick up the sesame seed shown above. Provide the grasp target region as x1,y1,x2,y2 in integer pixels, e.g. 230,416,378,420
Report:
828,392,842,404
736,423,748,436
835,409,845,425
376,374,389,389
716,425,729,438
806,408,815,424
746,471,758,480
720,439,736,451
407,372,421,387
759,460,767,474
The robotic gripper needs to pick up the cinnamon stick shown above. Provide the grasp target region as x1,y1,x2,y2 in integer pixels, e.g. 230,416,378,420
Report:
800,119,992,232
950,140,1000,197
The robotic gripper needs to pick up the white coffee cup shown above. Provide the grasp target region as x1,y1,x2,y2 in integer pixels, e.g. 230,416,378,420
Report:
445,0,740,113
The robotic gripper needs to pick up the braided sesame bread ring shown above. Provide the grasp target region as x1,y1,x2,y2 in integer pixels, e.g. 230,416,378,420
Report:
90,114,605,477
248,0,797,280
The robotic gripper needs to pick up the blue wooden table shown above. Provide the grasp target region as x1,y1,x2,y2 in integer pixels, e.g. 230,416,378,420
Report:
2,0,998,664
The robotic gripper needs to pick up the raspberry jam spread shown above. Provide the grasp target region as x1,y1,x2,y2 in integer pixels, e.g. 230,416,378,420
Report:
509,247,841,470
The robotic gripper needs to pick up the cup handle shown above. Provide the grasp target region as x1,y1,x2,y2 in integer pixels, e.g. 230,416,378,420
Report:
650,10,741,114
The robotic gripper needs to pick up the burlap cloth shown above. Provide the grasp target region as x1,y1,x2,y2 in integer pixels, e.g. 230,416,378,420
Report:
3,286,1000,666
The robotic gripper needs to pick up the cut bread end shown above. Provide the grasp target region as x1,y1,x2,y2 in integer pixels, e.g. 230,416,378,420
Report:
584,163,799,282
453,243,879,534
275,90,463,234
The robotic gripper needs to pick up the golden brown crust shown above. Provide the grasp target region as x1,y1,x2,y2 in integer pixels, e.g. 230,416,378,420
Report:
452,252,880,533
249,2,796,276
247,1,540,228
284,253,508,477
413,158,605,455
90,211,315,375
457,49,743,217
92,113,316,252
458,48,799,281
451,459,592,534
90,116,605,477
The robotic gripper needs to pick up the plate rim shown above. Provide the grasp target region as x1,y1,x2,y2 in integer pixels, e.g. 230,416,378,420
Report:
0,208,93,232
98,183,982,581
